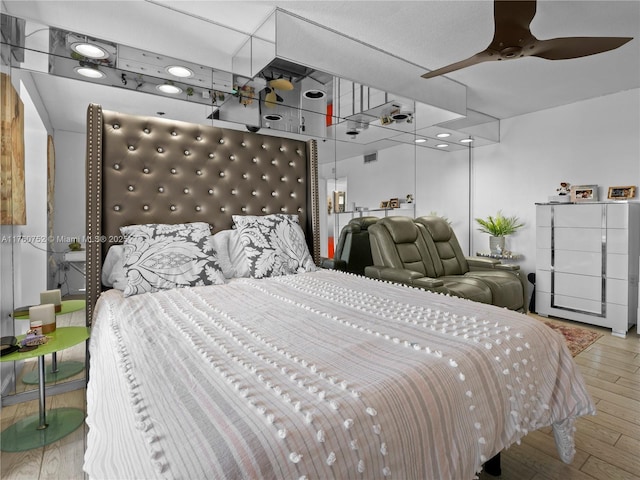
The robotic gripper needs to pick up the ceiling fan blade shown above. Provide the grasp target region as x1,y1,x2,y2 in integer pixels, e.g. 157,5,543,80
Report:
423,1,537,79
264,90,278,108
421,0,632,79
531,36,633,60
421,51,495,79
270,78,294,91
491,0,537,46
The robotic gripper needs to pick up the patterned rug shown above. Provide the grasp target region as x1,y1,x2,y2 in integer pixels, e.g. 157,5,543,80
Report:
544,321,603,357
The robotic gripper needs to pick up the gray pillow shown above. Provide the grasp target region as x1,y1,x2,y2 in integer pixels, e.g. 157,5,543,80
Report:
120,222,225,297
232,214,317,279
209,229,250,279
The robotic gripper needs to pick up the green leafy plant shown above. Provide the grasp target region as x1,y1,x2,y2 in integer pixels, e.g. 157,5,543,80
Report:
429,211,452,225
475,211,524,236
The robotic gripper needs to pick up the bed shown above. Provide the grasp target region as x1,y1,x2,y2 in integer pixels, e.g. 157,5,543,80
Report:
83,104,595,479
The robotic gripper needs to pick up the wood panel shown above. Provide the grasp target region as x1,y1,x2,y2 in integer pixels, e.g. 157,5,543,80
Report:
0,73,26,225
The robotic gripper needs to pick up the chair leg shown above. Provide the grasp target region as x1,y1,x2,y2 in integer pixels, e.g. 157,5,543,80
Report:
484,452,502,476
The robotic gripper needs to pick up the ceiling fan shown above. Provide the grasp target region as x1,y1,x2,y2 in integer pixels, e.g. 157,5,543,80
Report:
421,0,633,79
261,71,294,108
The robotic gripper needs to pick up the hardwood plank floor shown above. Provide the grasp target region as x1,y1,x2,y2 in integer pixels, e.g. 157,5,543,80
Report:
2,315,638,479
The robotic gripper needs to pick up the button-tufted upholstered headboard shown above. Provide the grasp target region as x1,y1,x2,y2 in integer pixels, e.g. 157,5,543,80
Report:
85,104,320,324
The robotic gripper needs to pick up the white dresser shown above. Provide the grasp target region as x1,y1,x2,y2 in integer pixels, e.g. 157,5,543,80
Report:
536,202,640,337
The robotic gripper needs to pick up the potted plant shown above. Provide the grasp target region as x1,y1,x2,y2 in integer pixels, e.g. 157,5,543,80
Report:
475,211,524,254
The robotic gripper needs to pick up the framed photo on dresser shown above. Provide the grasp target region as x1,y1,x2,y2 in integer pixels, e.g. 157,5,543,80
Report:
607,185,636,200
570,184,598,202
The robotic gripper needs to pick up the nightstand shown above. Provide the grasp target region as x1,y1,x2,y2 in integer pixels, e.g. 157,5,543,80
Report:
13,299,86,384
0,326,90,451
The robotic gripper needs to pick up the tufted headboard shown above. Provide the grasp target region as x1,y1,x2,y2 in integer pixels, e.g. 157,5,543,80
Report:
85,104,320,324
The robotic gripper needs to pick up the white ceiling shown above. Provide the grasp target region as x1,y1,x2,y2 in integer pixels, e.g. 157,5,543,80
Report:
3,0,639,139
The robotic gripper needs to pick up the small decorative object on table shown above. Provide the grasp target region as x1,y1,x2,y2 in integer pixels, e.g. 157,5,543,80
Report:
389,198,400,208
406,193,413,204
68,238,82,251
40,289,62,313
29,304,56,333
20,330,49,347
549,182,571,203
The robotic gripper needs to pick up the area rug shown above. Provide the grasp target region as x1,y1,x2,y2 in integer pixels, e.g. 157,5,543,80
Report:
543,321,603,357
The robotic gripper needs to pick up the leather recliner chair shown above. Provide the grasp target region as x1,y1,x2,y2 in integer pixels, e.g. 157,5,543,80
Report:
321,216,379,275
415,216,527,311
365,216,494,304
365,216,527,311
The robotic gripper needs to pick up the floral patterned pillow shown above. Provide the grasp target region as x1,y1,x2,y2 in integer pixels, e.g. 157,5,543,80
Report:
232,214,317,279
120,222,226,297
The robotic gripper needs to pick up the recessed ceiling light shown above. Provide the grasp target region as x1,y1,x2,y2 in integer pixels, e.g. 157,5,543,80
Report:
414,138,427,143
391,112,412,121
303,89,326,99
460,138,474,143
74,66,106,79
156,84,182,94
263,114,283,121
436,132,451,138
71,42,109,59
436,143,449,148
166,65,194,78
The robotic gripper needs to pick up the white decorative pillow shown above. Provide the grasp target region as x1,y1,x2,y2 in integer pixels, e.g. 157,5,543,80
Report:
231,214,317,279
120,222,225,297
209,229,250,279
101,245,128,290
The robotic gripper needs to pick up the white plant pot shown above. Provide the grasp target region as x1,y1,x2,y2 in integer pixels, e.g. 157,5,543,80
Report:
489,236,505,254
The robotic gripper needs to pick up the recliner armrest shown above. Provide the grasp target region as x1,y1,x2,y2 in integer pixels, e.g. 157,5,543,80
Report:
364,266,445,288
365,266,423,282
466,256,501,269
320,258,347,270
467,256,521,272
412,277,445,289
495,263,520,271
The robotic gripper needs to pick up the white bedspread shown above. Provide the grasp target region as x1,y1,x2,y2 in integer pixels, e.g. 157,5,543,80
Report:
84,270,595,480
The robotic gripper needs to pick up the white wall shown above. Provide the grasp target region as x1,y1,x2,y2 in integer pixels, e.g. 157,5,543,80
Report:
328,143,417,210
468,88,640,276
322,88,640,285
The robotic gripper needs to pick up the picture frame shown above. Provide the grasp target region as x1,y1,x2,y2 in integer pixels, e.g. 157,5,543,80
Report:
607,185,636,200
380,200,390,209
389,198,400,208
570,185,598,202
333,191,346,213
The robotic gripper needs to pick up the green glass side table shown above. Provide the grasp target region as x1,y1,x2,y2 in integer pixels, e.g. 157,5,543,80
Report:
0,326,90,452
13,299,86,384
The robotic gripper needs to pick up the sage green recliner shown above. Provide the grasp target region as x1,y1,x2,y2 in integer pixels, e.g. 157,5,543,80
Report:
365,216,494,304
415,216,527,311
365,216,527,311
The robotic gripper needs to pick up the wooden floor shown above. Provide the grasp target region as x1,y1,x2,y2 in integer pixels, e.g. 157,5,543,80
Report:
1,314,639,480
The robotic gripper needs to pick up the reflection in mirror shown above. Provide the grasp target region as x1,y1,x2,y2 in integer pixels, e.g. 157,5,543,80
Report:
0,54,87,401
0,71,19,396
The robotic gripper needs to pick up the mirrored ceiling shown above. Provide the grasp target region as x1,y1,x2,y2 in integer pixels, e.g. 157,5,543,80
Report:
1,10,500,162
